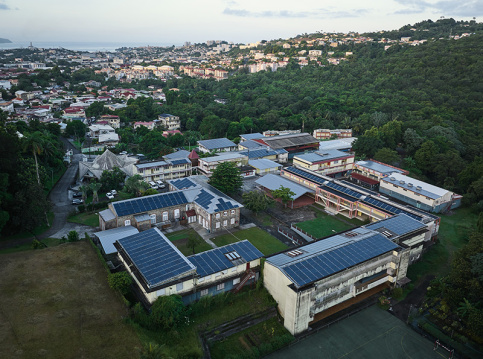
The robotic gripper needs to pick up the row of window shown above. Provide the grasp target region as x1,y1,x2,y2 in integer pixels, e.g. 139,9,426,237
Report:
215,209,236,218
215,218,236,228
156,277,242,298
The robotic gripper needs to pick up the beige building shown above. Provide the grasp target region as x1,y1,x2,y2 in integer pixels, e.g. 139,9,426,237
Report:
293,150,354,177
135,158,192,182
313,128,352,140
198,153,247,176
158,114,180,130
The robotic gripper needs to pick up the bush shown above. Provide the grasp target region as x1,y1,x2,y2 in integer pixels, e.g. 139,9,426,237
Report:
67,230,79,242
108,271,133,295
392,287,404,300
78,204,86,213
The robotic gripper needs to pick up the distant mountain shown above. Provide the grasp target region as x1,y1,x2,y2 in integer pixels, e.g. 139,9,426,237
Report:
0,38,12,43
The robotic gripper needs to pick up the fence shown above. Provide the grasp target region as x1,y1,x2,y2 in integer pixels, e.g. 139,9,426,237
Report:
290,224,317,242
277,227,305,245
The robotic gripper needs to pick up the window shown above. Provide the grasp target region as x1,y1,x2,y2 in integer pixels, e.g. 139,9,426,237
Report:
224,211,227,216
150,214,156,224
174,209,180,218
233,278,240,285
216,283,225,291
162,212,168,222
231,218,235,225
200,289,209,297
124,219,131,226
231,210,235,215
216,213,220,219
176,283,183,292
156,288,165,296
216,222,220,229
223,220,227,227
231,267,237,272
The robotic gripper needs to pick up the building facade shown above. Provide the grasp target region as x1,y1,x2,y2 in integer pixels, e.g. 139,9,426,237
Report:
313,128,352,140
158,114,180,130
293,150,354,177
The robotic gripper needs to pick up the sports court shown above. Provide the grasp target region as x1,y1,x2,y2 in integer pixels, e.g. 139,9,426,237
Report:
268,306,447,359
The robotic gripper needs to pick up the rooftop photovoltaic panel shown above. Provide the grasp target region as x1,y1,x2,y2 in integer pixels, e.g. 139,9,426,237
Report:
118,228,196,287
319,185,359,202
170,178,198,190
325,182,365,199
281,234,398,288
170,158,190,165
113,191,189,217
284,166,327,186
188,240,263,277
362,197,422,221
365,214,426,236
195,189,215,209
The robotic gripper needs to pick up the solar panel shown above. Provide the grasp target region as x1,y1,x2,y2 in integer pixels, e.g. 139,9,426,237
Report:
113,192,189,217
284,166,327,186
118,228,195,287
362,197,422,221
325,182,364,199
281,234,398,287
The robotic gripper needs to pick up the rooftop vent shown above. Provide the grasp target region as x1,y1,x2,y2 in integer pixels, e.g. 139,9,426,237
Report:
344,231,358,237
286,249,304,258
224,251,241,261
408,183,413,187
390,177,396,181
399,180,405,185
416,186,422,191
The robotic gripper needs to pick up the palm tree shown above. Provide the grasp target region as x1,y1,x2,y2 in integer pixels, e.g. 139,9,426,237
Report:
79,185,90,203
23,131,46,185
89,182,102,203
457,298,476,318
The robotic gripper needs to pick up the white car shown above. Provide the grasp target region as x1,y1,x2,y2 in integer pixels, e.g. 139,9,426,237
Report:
149,181,157,187
156,180,166,188
106,192,114,199
110,189,117,195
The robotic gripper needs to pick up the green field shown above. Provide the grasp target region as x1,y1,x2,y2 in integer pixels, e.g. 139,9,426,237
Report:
166,228,213,256
267,306,443,359
294,211,354,239
212,227,288,255
407,207,479,283
67,212,100,227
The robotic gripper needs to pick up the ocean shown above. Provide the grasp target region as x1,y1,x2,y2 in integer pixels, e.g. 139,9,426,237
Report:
0,41,180,52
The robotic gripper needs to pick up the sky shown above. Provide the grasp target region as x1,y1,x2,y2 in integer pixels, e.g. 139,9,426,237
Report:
0,0,481,44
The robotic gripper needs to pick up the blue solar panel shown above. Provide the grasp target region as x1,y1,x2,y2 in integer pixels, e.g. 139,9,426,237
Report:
325,182,364,199
282,234,399,287
195,189,215,210
362,197,422,221
113,192,189,217
188,240,264,277
170,159,190,165
284,166,327,186
118,228,195,287
320,186,359,202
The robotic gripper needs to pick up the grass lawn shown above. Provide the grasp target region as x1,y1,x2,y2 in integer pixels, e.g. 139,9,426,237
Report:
212,227,288,255
129,286,277,359
67,212,100,227
407,207,479,283
210,316,293,359
0,241,141,358
166,228,212,256
295,211,354,239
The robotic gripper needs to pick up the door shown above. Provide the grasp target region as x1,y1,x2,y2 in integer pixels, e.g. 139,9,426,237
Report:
246,262,250,271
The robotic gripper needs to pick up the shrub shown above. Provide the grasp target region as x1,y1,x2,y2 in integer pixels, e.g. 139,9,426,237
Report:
108,271,133,295
67,230,79,242
392,287,404,300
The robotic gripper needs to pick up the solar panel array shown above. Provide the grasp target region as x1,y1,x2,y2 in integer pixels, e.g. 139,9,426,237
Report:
366,214,426,236
198,138,236,150
324,182,365,199
284,166,327,186
188,240,264,277
113,192,188,217
320,186,359,202
362,197,422,221
195,189,215,209
118,228,195,287
281,234,398,287
171,178,197,190
170,158,190,166
215,197,239,212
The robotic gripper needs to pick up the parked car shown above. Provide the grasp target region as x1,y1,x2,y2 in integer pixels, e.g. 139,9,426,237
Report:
72,199,83,205
156,180,166,188
106,192,114,200
110,189,117,195
158,184,166,189
149,181,157,187
72,191,82,198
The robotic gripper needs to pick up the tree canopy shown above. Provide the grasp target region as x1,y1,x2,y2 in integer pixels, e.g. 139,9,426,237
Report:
208,162,242,194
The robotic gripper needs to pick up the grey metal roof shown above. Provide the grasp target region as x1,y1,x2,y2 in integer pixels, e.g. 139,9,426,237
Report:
99,208,116,222
200,152,246,163
355,160,404,175
164,150,190,160
94,225,139,255
240,133,265,141
255,174,314,200
294,149,351,163
381,173,450,200
365,213,427,238
238,148,287,159
239,140,266,149
318,138,356,151
134,213,151,222
136,160,168,169
198,138,236,150
248,159,282,170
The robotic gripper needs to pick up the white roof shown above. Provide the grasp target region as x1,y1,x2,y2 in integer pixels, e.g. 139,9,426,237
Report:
381,172,450,199
94,225,139,255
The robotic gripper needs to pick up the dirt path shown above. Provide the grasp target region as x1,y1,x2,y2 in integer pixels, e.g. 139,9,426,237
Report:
391,275,434,322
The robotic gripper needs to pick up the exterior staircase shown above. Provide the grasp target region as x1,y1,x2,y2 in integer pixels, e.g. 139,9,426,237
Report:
233,270,255,293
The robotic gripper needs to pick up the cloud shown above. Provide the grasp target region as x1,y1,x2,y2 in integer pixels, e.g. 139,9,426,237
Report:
223,7,368,19
0,3,11,10
393,0,483,17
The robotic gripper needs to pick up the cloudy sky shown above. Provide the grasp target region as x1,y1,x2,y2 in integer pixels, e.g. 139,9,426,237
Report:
0,0,481,44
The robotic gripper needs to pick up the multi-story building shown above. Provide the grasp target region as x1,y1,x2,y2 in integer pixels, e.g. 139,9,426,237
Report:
313,128,352,140
293,150,354,177
158,113,180,130
198,153,247,176
99,176,243,233
197,138,237,154
133,121,156,130
88,124,116,138
134,158,192,183
115,228,263,305
254,133,319,159
264,214,426,335
99,114,121,129
380,173,462,213
350,160,408,190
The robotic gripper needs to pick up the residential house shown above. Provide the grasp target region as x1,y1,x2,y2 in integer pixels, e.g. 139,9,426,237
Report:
158,113,180,130
99,115,120,129
197,138,237,154
134,121,156,130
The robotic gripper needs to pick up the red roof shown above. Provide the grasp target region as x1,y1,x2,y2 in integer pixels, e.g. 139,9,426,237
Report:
188,149,199,160
350,172,379,185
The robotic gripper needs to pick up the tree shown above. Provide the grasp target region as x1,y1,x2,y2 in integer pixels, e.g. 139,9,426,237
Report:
373,147,399,165
187,235,203,254
86,101,108,118
100,167,126,192
415,140,439,173
138,343,171,359
150,295,185,329
208,162,242,194
65,120,86,139
12,183,52,235
89,182,102,203
79,184,90,203
124,174,149,197
242,190,273,213
143,188,159,196
108,272,133,295
271,186,296,208
67,230,79,242
22,131,46,185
